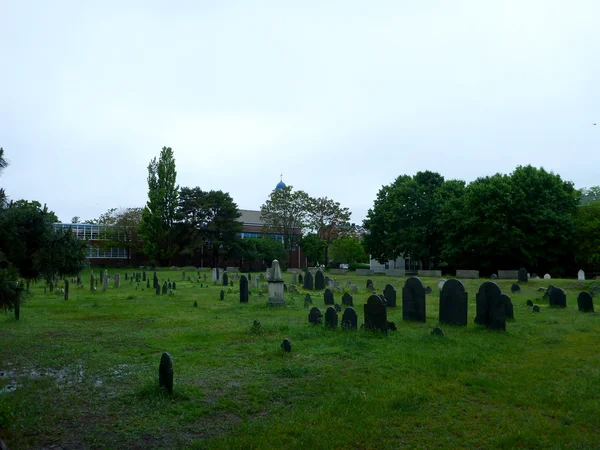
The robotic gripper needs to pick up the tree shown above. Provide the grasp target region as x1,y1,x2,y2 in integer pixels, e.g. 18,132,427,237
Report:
363,171,446,267
575,188,600,268
94,207,144,265
329,236,368,265
0,147,7,207
139,147,179,265
301,233,327,266
254,237,287,269
307,196,351,263
176,187,242,267
71,216,80,224
260,186,310,267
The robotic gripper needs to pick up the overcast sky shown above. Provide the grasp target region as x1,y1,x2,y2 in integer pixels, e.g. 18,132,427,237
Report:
1,0,598,224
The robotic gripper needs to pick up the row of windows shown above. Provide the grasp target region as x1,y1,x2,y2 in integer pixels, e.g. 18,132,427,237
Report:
238,232,284,243
86,246,128,259
53,223,129,241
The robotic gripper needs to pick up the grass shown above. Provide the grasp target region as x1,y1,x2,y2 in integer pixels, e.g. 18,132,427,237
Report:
1,269,599,449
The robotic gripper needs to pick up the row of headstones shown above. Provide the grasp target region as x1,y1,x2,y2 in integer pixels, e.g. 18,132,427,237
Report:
504,267,587,282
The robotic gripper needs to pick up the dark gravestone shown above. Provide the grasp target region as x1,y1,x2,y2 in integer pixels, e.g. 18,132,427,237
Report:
283,284,287,292
162,282,168,295
193,301,198,307
298,274,303,284
364,294,388,333
334,303,342,312
155,284,160,295
549,287,566,308
577,291,594,312
147,279,150,289
342,292,353,307
501,294,514,320
172,282,176,290
439,279,468,326
341,307,358,330
304,294,312,308
325,306,338,328
511,283,520,293
324,288,334,305
533,305,540,312
168,282,172,290
425,286,432,295
219,290,225,301
303,271,314,290
402,277,426,322
159,352,173,394
366,279,373,289
474,282,506,330
240,275,249,303
315,271,325,290
527,299,534,307
431,327,444,336
281,338,291,352
308,306,322,325
518,267,528,283
222,272,229,287
388,322,397,332
259,273,264,280
143,271,146,281
383,284,397,308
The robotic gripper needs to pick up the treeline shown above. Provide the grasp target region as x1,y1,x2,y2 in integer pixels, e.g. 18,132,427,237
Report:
363,166,599,276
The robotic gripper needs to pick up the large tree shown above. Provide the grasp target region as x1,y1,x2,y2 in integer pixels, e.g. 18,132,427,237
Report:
260,186,310,267
329,236,368,266
575,186,600,269
140,147,179,265
89,207,144,265
300,233,327,266
307,196,351,264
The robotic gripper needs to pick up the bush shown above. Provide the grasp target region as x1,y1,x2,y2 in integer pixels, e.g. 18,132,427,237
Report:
349,262,370,271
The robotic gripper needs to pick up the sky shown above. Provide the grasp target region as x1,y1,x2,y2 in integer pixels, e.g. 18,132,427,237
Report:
1,0,598,224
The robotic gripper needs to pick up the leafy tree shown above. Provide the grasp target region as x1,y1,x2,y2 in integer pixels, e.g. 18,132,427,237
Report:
93,207,144,265
0,147,7,207
363,171,445,267
301,233,327,266
307,196,351,263
329,236,368,265
253,237,287,269
260,186,310,267
575,189,600,268
140,147,179,265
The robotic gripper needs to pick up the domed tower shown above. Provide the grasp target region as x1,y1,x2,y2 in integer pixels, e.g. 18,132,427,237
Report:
274,174,286,191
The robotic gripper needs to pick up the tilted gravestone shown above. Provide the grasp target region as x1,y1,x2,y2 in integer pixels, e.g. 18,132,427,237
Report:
511,283,520,293
341,307,358,330
577,291,594,312
439,279,467,326
153,272,159,289
342,292,353,307
383,284,397,308
549,287,566,308
324,288,334,305
364,294,388,333
240,275,249,303
159,352,173,394
222,272,229,287
308,306,322,325
501,294,514,320
474,282,506,330
303,271,314,290
304,294,312,308
518,267,528,283
402,277,426,322
325,306,338,328
315,271,325,290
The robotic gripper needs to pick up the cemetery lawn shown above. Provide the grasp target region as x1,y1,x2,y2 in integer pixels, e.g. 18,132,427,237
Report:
1,270,600,450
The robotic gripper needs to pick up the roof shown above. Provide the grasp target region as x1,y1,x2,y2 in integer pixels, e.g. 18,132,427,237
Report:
238,209,265,226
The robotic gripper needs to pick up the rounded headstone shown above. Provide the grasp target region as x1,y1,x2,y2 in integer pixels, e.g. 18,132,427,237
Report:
281,338,291,352
324,306,338,328
219,290,225,300
490,274,498,280
511,283,520,293
526,299,533,307
388,321,397,332
159,352,174,394
543,273,551,279
533,305,540,312
438,279,447,291
334,303,342,312
431,327,444,336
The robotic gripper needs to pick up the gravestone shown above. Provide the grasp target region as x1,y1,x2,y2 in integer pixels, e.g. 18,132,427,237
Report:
267,260,285,306
366,279,374,289
334,303,342,312
549,287,566,308
431,327,444,336
474,282,506,330
155,283,160,295
341,307,358,330
402,277,426,322
425,286,432,294
533,305,540,312
102,270,108,293
383,284,397,308
543,273,551,279
283,283,287,292
222,272,229,287
64,279,69,301
577,291,594,312
490,274,498,280
162,282,168,295
168,282,172,290
518,267,528,283
212,268,217,284
303,271,314,290
259,273,264,280
438,279,446,291
304,294,312,308
182,271,185,281
308,306,322,325
527,299,533,307
193,301,198,307
342,292,353,307
159,352,173,394
350,284,358,294
324,276,330,286
252,276,259,289
501,294,514,320
153,272,159,289
281,338,291,352
147,279,150,288
219,290,224,300
172,282,176,290
298,274,303,284
324,288,334,305
240,275,249,303
511,283,520,293
364,294,388,333
143,271,146,281
315,271,325,290
439,279,468,326
325,306,338,328
292,272,297,284
578,269,585,281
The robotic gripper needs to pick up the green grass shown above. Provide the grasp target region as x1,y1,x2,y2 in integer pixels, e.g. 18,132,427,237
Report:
1,270,599,449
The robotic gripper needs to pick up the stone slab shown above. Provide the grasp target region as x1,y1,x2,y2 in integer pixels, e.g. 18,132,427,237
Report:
456,270,479,279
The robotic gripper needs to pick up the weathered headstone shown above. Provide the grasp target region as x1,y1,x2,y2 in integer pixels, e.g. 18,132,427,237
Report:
303,271,314,290
315,271,325,290
341,307,358,330
342,292,353,307
549,287,566,308
219,289,225,300
159,352,173,394
366,279,374,289
364,294,388,333
490,274,498,280
543,273,551,279
240,275,249,303
324,276,330,286
501,294,514,320
383,284,397,308
526,299,533,307
402,277,426,322
438,279,446,291
281,338,291,352
304,294,312,308
533,305,540,312
334,303,342,312
325,306,338,328
577,291,594,312
578,269,585,281
308,306,322,325
172,281,176,290
298,274,303,284
431,327,444,336
292,272,297,284
193,301,198,307
350,284,358,294
143,271,146,281
474,282,506,330
162,282,167,295
324,288,334,305
147,279,150,289
168,281,172,290
102,270,108,293
222,272,229,287
439,279,467,326
267,260,285,306
518,267,528,283
511,283,520,293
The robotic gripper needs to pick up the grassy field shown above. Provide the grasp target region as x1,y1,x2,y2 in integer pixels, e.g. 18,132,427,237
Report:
1,269,599,449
